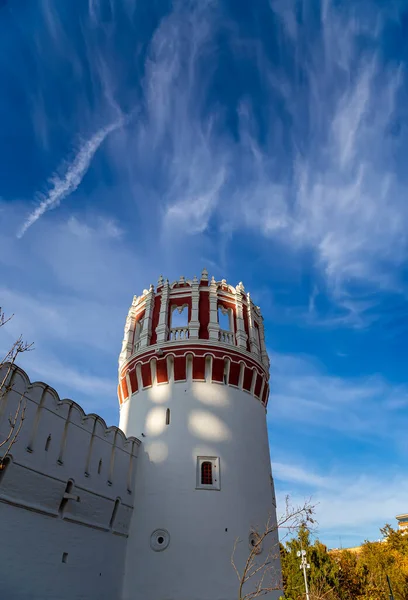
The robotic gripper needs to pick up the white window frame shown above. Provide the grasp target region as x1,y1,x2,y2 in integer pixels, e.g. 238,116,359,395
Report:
196,456,220,491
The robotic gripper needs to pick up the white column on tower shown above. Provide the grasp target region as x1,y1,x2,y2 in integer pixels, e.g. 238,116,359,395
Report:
118,297,138,366
139,285,155,349
258,315,270,369
207,276,220,341
155,278,170,344
246,292,259,356
188,275,200,339
234,282,248,349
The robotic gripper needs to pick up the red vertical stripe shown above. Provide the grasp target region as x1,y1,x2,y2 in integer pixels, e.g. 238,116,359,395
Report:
254,373,263,398
192,356,206,380
228,362,240,386
141,362,152,388
129,368,138,393
174,356,186,381
212,358,224,383
199,290,210,339
121,377,129,400
156,358,168,384
243,367,253,391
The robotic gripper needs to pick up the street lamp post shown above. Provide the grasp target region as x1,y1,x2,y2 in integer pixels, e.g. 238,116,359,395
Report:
297,549,311,600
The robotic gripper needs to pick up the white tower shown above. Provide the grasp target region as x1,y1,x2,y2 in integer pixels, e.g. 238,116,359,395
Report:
118,271,282,600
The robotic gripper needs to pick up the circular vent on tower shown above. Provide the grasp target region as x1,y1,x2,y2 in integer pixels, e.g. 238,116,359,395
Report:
249,531,263,554
150,528,170,552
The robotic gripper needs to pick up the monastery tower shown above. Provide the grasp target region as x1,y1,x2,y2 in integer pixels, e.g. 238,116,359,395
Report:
118,270,282,600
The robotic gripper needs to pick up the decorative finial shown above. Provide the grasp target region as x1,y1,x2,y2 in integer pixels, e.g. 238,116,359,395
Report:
237,282,245,293
193,275,198,283
149,284,155,292
211,276,216,283
221,278,227,286
179,275,185,284
158,275,164,286
201,268,208,281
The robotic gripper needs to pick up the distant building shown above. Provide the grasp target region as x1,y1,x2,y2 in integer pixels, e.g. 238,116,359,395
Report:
330,514,408,555
396,513,408,532
329,545,362,555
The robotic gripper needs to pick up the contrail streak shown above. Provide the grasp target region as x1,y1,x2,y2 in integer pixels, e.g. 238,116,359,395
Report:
17,118,123,238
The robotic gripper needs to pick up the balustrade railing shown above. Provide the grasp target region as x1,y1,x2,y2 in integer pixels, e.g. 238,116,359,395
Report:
169,327,189,341
219,330,235,345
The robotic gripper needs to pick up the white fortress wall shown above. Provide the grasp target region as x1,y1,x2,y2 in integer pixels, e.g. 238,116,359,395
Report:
0,363,139,600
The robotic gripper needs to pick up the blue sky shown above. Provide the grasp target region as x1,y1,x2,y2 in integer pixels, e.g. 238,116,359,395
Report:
1,0,408,548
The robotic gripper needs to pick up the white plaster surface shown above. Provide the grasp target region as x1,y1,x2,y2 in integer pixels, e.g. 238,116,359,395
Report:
119,376,282,600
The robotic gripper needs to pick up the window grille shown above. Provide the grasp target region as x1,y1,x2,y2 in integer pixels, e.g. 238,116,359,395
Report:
201,461,213,485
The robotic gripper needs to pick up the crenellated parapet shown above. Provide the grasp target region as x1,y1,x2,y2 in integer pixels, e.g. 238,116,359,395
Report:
118,270,270,407
0,363,140,536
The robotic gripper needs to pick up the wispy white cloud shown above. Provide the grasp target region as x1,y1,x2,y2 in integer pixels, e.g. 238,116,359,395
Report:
26,353,116,400
268,351,408,441
246,3,407,302
274,462,330,489
274,461,407,546
66,215,124,240
21,0,408,317
17,118,124,238
120,0,407,316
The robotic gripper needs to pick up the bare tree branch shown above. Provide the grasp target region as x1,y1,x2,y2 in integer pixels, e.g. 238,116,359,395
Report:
232,498,316,600
0,309,33,468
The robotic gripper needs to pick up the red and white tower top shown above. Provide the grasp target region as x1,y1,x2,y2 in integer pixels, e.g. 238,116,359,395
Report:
118,269,270,408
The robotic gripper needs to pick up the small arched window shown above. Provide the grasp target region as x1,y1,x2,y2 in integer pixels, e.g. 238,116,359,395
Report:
166,408,170,425
201,461,213,485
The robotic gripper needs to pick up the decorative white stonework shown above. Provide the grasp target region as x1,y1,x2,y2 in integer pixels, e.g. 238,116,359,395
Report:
139,284,155,349
235,282,248,350
118,272,271,402
246,291,260,357
208,276,220,341
188,275,200,339
155,279,170,344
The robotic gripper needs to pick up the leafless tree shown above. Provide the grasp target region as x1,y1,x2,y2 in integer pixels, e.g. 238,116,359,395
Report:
232,496,316,600
0,308,33,469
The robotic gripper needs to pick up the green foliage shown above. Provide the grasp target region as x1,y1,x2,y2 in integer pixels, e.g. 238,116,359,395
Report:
281,524,408,600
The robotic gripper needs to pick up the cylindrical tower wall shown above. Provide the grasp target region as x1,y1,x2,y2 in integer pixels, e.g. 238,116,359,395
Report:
118,273,281,600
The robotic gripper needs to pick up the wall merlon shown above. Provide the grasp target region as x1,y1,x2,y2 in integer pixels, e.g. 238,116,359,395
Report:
0,363,140,507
